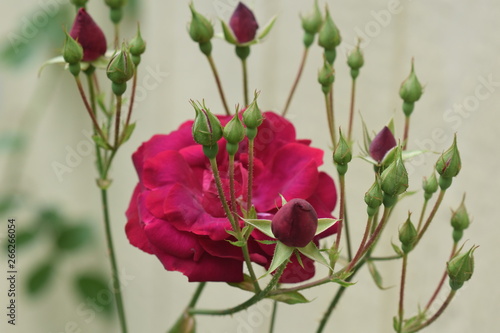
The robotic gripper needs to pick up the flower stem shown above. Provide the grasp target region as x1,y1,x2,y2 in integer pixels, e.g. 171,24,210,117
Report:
210,157,260,292
346,215,373,272
397,253,408,333
100,187,128,333
282,47,309,117
189,261,287,316
268,301,278,333
246,138,255,213
206,55,231,116
347,78,357,141
403,115,410,150
339,174,353,261
114,94,122,148
407,291,456,332
242,58,249,105
425,243,457,312
85,71,104,173
188,282,207,308
416,198,429,233
415,189,446,246
120,70,138,144
74,76,108,144
323,91,335,147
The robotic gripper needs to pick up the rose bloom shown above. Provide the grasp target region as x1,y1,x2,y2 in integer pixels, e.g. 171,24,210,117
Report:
126,112,337,283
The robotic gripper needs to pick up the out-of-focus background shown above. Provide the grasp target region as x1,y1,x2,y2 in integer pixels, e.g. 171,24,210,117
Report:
0,0,498,332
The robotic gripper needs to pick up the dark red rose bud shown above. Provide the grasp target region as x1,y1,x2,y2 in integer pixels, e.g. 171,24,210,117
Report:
369,126,397,162
271,199,318,248
230,2,259,43
69,8,107,62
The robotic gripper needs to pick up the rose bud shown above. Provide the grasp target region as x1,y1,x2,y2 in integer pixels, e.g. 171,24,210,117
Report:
106,43,135,95
300,0,322,47
243,92,263,139
318,59,334,94
451,196,470,243
223,113,245,155
399,214,417,254
399,59,423,116
318,6,341,64
191,100,223,158
63,32,83,64
422,171,438,200
370,126,397,163
333,130,352,175
69,8,107,62
364,177,383,216
230,2,259,44
271,199,318,248
347,41,364,79
380,147,408,206
436,134,461,190
447,245,478,290
189,2,214,56
129,24,146,59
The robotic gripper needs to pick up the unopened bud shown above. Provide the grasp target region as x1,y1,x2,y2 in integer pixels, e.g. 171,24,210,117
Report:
242,92,263,136
191,101,223,154
189,3,214,48
63,31,83,65
223,113,245,155
271,199,318,248
318,6,341,57
107,44,135,94
447,246,478,290
129,24,146,57
347,41,364,79
436,135,461,188
451,196,470,243
423,172,439,200
364,177,383,216
301,0,322,47
399,59,423,116
318,60,334,94
381,147,408,204
229,2,259,44
369,126,396,163
399,214,417,253
333,130,351,175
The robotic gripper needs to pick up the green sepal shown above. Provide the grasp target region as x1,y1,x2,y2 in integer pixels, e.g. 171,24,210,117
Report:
367,260,390,290
227,239,245,247
221,20,238,44
92,135,112,150
294,250,305,269
391,242,404,257
268,291,310,305
121,122,136,143
315,218,338,235
256,239,278,245
257,16,277,41
297,242,331,270
263,241,294,278
331,278,356,288
243,218,273,238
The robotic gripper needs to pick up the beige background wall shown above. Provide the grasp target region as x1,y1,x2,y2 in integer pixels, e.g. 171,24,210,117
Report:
1,0,499,332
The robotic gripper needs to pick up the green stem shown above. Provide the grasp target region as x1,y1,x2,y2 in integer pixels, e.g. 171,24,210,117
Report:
206,55,231,116
346,215,373,272
416,198,429,233
407,291,456,332
211,157,260,292
114,95,122,148
415,190,446,246
398,254,408,333
329,86,336,145
368,255,403,262
85,71,104,173
403,115,410,150
425,243,457,312
282,47,309,117
339,174,353,261
189,261,287,316
100,187,128,333
246,138,255,213
120,70,138,144
114,23,119,50
188,282,207,308
347,78,357,141
269,301,278,333
242,58,249,105
323,92,335,147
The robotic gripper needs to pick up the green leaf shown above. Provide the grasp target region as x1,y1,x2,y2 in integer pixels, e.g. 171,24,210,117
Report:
268,291,310,305
228,274,255,292
264,242,294,277
297,242,331,270
121,123,136,143
220,20,237,44
257,16,277,41
256,239,278,245
243,218,274,238
367,260,390,290
391,242,404,257
227,240,245,247
27,262,55,295
316,218,338,235
75,274,114,317
56,223,92,252
331,278,356,288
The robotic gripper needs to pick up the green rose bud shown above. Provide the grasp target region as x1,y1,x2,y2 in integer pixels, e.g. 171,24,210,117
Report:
399,59,423,116
422,171,439,200
318,59,334,94
447,245,478,290
347,41,364,79
63,31,83,65
451,196,470,243
333,130,352,175
107,44,135,84
318,7,341,52
436,135,461,187
191,100,223,151
364,176,383,216
223,113,245,155
381,147,408,205
243,92,263,136
301,0,322,47
189,3,214,48
129,24,146,57
399,214,417,254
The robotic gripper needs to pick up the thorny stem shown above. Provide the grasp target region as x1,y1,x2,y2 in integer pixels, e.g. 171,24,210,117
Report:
416,198,429,233
210,157,260,293
340,175,353,261
347,78,357,141
85,71,104,173
120,70,138,144
346,215,373,272
246,138,255,213
282,47,309,117
397,254,408,333
114,94,122,148
425,243,458,312
242,58,249,105
415,189,446,246
206,55,231,115
403,115,410,150
269,301,278,333
324,92,335,147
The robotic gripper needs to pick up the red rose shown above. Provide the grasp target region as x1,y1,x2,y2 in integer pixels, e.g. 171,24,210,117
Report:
229,2,259,43
126,112,337,282
69,8,107,62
